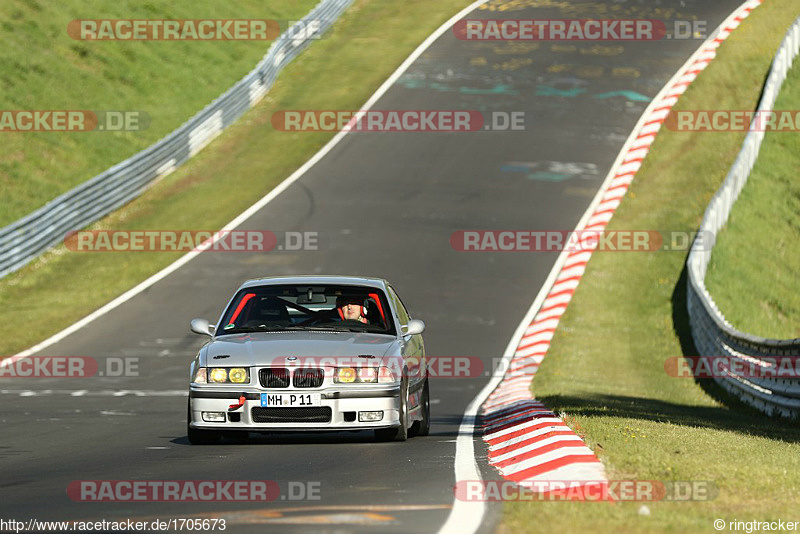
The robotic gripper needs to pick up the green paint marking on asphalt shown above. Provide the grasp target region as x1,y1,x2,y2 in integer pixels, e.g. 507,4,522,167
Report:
459,84,519,95
535,85,587,97
593,90,651,102
397,78,519,95
527,172,572,182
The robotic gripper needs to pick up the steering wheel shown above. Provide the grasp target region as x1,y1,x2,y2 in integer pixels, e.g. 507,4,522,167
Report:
338,319,369,327
297,316,328,326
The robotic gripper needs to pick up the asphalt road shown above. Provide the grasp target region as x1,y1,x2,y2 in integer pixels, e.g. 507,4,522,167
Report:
0,1,743,532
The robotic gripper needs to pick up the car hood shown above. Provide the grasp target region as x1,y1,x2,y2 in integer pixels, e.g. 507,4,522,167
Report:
201,331,399,367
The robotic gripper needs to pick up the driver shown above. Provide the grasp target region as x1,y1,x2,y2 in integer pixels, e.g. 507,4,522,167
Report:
336,295,368,324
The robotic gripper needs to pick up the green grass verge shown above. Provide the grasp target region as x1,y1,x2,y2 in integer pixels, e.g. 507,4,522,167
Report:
0,0,317,226
0,0,471,358
704,60,800,339
502,2,800,533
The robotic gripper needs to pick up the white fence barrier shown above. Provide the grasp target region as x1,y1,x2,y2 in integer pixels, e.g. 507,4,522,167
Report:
687,17,800,418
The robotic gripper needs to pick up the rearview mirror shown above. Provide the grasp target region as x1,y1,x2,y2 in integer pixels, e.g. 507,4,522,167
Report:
296,286,328,304
190,318,213,337
403,319,425,336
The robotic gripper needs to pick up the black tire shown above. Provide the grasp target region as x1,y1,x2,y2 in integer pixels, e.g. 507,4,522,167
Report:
374,377,409,442
187,399,222,445
410,378,430,437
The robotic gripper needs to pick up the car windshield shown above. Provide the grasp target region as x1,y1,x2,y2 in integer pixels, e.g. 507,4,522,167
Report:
216,284,395,336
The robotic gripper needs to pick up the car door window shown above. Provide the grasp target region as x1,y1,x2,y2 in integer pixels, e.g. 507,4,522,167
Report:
387,285,411,325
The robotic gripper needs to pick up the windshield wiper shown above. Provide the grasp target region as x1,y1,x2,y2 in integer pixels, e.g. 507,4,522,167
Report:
314,325,377,333
222,324,383,334
218,325,289,334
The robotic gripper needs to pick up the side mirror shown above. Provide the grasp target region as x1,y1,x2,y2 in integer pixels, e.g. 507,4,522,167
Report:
403,319,425,336
190,318,213,337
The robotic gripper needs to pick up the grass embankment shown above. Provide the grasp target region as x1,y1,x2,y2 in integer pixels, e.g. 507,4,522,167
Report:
704,59,800,339
0,0,317,226
503,2,800,533
0,0,472,358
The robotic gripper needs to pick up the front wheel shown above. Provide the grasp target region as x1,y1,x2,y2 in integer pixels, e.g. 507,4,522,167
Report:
410,378,430,437
374,378,409,442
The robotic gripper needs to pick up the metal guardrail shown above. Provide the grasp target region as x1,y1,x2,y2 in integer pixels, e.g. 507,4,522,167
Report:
0,0,354,279
687,16,800,418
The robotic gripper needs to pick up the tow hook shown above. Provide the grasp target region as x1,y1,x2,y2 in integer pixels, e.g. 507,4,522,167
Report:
228,394,246,412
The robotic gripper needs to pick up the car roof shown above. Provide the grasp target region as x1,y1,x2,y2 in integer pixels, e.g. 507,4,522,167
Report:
238,275,389,291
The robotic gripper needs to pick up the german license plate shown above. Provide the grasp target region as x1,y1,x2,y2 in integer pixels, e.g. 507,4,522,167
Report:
261,393,321,407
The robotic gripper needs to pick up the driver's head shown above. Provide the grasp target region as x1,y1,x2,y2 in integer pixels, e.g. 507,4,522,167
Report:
336,296,365,321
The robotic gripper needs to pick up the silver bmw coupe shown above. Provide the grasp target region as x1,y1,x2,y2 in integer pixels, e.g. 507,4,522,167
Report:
187,275,429,444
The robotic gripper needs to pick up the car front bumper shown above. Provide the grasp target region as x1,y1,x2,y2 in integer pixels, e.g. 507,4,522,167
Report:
188,385,401,431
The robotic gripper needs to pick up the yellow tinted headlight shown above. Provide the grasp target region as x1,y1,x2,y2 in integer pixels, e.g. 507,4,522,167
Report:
229,368,248,383
209,368,228,383
336,367,356,383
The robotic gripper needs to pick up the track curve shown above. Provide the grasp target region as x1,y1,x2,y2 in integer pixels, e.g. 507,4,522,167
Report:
1,1,744,532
